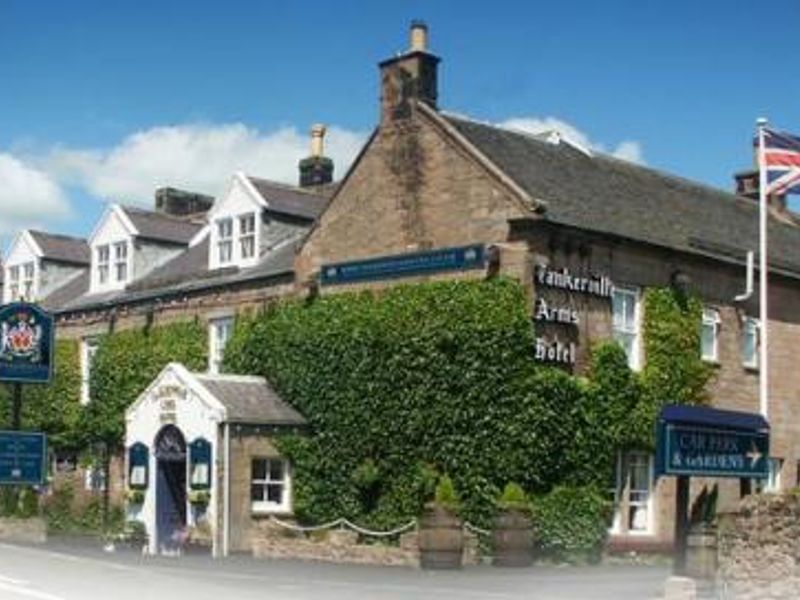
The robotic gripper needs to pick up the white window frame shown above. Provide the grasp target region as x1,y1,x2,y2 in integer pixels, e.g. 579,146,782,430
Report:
239,213,256,260
742,316,759,369
114,241,128,283
97,245,110,285
84,465,106,492
22,261,35,301
216,218,233,265
701,307,721,363
610,451,654,536
8,265,20,301
208,317,234,374
251,457,291,513
80,338,99,406
612,286,642,370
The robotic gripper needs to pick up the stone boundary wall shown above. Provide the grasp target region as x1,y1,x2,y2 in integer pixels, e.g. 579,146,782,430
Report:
251,521,480,568
0,518,47,544
717,493,800,599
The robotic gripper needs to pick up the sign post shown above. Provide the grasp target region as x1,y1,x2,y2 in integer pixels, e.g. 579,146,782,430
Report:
0,302,55,489
656,405,769,576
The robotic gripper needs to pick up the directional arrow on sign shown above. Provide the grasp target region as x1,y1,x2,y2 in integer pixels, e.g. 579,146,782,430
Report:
746,441,764,468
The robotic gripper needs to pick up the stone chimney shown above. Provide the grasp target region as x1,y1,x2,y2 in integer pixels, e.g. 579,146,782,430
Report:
379,20,441,123
734,171,787,212
155,187,214,219
298,124,334,187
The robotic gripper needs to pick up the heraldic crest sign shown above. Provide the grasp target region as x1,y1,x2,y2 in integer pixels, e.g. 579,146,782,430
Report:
0,303,54,383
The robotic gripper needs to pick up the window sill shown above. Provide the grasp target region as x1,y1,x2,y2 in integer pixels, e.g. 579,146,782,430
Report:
701,358,721,368
251,507,292,517
743,363,759,373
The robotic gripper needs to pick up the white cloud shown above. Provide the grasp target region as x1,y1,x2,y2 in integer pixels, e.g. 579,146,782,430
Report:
46,123,368,205
0,153,72,235
498,117,645,164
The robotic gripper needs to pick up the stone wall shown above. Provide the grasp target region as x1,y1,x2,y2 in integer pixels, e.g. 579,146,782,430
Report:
251,520,481,568
717,493,800,599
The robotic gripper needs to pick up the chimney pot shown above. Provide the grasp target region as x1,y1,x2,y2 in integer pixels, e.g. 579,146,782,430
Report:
310,124,326,158
410,20,428,52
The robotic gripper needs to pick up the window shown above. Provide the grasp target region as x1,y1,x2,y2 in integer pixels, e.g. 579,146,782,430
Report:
114,242,128,282
8,265,19,301
611,451,653,534
80,338,99,405
701,308,721,362
239,213,256,260
251,458,290,512
97,245,110,285
742,317,759,369
216,218,233,264
612,286,641,370
84,466,106,492
22,262,34,300
208,317,234,374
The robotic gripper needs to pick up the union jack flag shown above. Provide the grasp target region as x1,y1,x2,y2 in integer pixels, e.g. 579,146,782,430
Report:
761,128,800,195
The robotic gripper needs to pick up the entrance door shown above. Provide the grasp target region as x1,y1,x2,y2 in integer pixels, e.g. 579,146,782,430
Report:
154,425,187,553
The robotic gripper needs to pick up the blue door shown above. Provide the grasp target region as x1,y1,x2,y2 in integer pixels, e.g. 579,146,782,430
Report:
154,425,187,552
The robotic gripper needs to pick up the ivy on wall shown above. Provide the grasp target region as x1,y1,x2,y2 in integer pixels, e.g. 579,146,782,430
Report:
0,339,83,452
225,278,712,534
81,320,207,450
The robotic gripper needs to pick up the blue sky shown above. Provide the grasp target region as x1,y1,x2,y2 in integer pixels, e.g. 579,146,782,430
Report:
1,0,799,249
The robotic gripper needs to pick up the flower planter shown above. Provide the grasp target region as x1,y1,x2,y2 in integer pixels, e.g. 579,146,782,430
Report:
685,522,717,580
492,508,533,567
418,505,464,570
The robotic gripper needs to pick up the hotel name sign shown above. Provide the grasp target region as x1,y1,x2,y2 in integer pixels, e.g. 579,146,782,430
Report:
534,265,614,365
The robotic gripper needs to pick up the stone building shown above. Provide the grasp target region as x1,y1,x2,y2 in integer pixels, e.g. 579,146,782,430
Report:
295,22,800,552
4,21,800,556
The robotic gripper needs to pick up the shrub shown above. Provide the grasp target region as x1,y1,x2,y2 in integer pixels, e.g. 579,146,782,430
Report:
17,487,39,518
42,484,75,532
498,482,528,511
0,487,18,517
531,485,611,564
433,475,460,513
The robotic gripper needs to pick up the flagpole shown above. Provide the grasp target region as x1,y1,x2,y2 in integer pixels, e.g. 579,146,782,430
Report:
757,117,769,419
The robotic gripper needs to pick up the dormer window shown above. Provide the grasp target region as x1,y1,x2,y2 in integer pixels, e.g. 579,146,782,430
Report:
22,262,34,300
97,245,110,285
239,213,256,260
114,242,128,282
8,266,19,301
217,218,233,265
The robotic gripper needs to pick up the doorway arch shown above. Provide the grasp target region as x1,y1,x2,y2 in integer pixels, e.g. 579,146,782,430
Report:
154,425,187,552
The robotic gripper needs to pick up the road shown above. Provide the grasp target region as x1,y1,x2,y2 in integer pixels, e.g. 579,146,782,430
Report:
0,541,669,600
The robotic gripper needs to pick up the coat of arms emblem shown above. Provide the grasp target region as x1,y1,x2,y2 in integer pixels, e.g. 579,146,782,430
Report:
0,311,43,363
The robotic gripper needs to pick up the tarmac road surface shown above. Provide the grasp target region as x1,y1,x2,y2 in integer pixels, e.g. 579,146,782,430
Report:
0,540,669,600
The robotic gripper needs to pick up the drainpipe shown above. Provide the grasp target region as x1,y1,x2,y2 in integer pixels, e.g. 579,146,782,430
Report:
223,422,231,557
734,251,755,302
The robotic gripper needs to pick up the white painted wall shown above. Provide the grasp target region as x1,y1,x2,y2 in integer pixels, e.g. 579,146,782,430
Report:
90,206,135,294
3,232,40,303
207,174,263,271
125,363,225,556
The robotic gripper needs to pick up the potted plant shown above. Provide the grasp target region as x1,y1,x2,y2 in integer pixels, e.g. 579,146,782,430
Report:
686,485,718,580
492,483,533,567
125,489,145,505
418,475,464,569
188,490,210,506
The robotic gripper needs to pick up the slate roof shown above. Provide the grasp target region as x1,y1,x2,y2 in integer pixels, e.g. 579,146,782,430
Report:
444,114,800,275
28,231,90,265
120,205,204,244
247,176,332,221
194,373,306,426
40,271,90,312
51,237,298,314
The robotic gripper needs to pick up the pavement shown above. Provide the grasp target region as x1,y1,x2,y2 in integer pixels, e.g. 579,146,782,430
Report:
0,538,671,600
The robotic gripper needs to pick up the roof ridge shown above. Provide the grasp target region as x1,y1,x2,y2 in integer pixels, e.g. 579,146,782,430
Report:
443,111,796,227
28,230,88,243
194,372,267,384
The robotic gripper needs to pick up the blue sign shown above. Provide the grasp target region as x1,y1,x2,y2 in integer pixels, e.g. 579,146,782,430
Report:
189,438,212,489
0,431,47,485
320,244,486,286
0,303,55,383
128,443,149,490
657,423,769,479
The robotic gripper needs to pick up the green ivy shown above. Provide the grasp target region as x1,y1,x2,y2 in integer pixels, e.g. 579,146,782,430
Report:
81,320,207,450
0,339,83,452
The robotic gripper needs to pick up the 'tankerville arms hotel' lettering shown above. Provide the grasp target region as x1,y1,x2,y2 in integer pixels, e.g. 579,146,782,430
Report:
534,265,615,365
535,266,614,298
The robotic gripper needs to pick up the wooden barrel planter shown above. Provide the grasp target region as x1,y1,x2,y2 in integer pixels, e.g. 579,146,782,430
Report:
685,523,718,580
492,509,533,567
418,505,464,569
